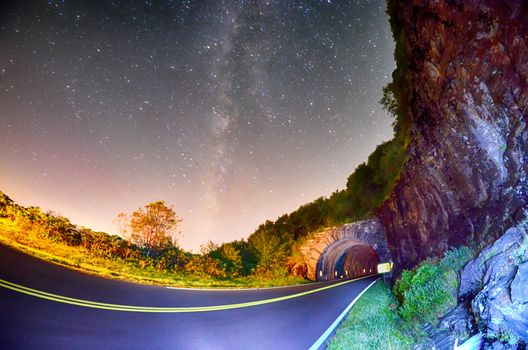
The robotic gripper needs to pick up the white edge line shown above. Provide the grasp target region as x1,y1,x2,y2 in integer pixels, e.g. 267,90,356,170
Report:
308,277,380,350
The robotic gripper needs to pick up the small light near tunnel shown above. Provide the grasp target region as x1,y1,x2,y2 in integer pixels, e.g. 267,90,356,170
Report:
363,269,365,273
319,270,323,277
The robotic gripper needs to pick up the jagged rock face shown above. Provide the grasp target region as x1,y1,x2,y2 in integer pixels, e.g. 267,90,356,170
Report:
378,0,528,271
458,226,528,347
423,303,477,350
459,227,524,300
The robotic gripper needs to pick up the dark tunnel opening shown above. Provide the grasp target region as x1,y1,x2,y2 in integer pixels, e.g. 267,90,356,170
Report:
316,238,381,281
334,245,379,279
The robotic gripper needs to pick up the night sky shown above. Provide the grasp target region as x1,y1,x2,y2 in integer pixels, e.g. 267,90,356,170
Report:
0,0,395,251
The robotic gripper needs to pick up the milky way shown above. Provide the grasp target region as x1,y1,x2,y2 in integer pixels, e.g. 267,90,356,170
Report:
0,0,395,250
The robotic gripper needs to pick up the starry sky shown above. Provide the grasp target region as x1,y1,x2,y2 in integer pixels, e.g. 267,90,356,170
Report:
0,0,395,251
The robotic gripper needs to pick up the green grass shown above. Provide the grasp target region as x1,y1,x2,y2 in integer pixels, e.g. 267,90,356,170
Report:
329,247,476,348
0,219,306,288
327,280,416,350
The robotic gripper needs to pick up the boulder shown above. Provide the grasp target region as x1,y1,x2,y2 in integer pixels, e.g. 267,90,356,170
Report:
457,226,528,347
424,303,476,350
437,303,476,342
510,261,528,305
483,341,519,350
459,228,523,300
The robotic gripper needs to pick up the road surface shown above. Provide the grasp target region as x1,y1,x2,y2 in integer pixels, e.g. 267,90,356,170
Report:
0,244,377,350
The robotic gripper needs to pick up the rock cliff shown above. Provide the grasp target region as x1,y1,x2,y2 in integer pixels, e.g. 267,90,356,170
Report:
378,0,528,271
460,227,528,347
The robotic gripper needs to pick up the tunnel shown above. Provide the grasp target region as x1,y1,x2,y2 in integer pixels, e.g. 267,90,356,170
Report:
299,219,391,281
316,238,380,281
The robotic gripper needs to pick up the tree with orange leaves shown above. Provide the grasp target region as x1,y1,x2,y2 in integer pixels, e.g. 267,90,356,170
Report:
117,201,182,257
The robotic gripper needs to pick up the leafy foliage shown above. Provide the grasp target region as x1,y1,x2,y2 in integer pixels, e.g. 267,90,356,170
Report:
438,246,474,272
1,192,191,275
218,242,244,276
392,269,414,300
117,201,182,257
397,264,451,323
0,190,279,283
393,247,475,325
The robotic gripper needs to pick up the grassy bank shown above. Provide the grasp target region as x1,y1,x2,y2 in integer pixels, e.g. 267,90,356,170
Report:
328,247,476,349
0,219,305,288
327,280,416,350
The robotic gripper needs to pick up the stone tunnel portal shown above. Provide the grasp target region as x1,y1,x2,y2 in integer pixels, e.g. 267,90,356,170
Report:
299,219,391,281
316,238,380,281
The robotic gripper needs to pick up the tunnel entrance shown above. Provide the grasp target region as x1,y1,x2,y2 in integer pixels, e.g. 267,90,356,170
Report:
335,245,379,279
300,219,391,281
316,238,380,281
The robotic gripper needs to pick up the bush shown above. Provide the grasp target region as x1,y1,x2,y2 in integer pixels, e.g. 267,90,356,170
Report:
394,247,475,325
399,275,452,323
393,269,416,302
439,246,474,272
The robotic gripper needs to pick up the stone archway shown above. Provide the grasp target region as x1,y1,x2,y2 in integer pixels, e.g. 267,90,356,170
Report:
300,219,391,281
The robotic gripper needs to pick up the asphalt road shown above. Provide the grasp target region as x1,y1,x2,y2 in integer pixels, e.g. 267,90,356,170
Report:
0,244,378,350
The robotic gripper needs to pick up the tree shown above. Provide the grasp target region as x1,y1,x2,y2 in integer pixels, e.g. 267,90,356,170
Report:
0,191,14,217
117,201,182,257
248,228,287,275
199,240,219,255
220,243,243,276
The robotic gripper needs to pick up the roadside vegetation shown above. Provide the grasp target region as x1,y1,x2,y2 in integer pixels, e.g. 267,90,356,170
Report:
0,191,304,288
393,246,475,326
327,280,416,350
328,247,476,350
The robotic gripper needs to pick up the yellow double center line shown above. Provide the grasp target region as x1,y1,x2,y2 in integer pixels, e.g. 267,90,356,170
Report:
0,275,373,313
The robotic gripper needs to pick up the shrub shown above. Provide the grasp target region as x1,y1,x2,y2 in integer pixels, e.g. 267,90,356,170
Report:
397,263,452,323
394,247,475,325
393,269,414,302
439,246,474,272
